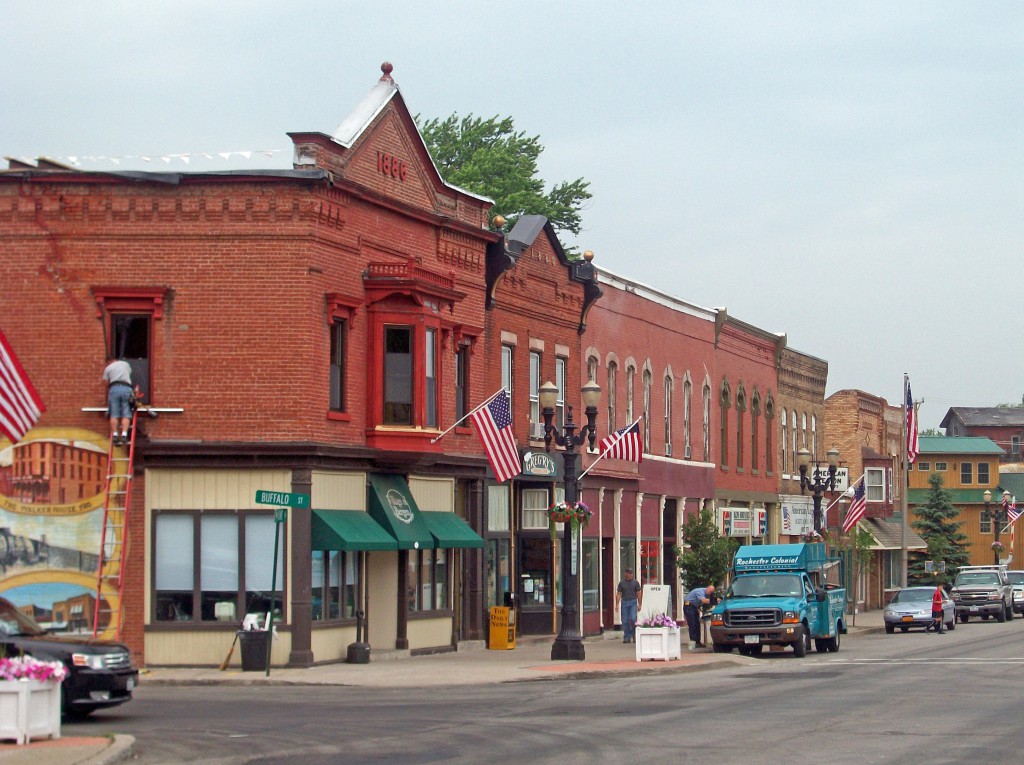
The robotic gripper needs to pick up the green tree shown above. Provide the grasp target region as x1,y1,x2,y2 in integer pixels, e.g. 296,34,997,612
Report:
908,473,970,586
674,507,737,592
417,113,592,237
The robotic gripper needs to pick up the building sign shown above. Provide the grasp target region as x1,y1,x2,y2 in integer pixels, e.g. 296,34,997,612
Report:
809,466,849,493
521,452,559,478
722,508,751,537
781,496,814,536
385,489,414,524
376,151,407,181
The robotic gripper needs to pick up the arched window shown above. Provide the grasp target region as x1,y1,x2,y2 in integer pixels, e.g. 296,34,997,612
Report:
751,390,761,473
735,385,747,469
791,411,798,474
702,381,711,462
811,414,817,460
643,368,652,453
664,373,673,456
683,378,692,459
764,394,774,473
781,408,788,474
719,380,731,467
626,366,636,424
607,361,618,431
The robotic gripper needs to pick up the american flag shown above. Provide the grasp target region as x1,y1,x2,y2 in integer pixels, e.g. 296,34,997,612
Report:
782,506,792,534
906,382,919,464
1004,495,1021,524
470,389,520,483
842,479,867,534
599,418,642,463
0,330,45,444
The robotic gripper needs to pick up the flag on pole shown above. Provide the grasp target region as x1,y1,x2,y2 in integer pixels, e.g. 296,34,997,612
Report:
906,382,919,465
599,419,642,464
842,479,867,533
470,389,520,483
0,330,45,444
1004,495,1021,524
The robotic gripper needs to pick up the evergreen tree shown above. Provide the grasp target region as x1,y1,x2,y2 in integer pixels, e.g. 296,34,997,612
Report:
908,473,969,586
674,507,737,592
417,113,592,237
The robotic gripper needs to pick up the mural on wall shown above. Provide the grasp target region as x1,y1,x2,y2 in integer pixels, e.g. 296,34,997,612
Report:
0,426,122,638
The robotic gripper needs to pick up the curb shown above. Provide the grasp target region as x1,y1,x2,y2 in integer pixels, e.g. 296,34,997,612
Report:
79,735,134,765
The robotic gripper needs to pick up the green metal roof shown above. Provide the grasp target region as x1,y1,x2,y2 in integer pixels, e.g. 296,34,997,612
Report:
419,512,485,549
918,435,1004,455
311,510,397,551
998,473,1024,501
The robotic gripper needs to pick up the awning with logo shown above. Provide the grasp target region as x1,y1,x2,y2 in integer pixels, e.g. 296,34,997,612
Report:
311,510,397,552
366,474,435,550
420,511,485,549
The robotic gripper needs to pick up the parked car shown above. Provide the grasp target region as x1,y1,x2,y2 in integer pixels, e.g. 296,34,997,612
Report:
884,586,955,633
1005,570,1024,615
0,597,138,718
950,565,1013,623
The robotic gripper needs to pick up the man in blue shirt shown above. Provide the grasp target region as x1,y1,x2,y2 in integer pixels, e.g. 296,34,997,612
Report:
684,584,715,650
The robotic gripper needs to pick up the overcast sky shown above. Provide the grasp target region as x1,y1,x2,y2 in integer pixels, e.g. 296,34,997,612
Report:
4,2,1022,430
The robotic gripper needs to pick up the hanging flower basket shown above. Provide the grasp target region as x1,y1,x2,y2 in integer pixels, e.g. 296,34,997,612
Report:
547,501,592,531
991,541,1005,551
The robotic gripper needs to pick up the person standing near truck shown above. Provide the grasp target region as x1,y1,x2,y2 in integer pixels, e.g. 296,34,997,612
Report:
685,584,715,650
927,583,946,634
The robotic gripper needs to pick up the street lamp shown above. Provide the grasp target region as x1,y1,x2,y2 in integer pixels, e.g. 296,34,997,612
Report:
798,446,840,535
984,489,1011,565
540,377,601,661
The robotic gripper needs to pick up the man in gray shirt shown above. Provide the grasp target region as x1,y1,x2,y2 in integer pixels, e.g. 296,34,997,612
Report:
102,355,133,445
616,568,642,643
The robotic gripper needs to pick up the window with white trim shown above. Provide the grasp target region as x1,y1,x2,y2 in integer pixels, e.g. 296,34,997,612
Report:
521,488,549,530
865,468,885,502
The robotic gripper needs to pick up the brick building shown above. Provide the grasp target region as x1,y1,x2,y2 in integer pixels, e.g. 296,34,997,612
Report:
940,407,1024,463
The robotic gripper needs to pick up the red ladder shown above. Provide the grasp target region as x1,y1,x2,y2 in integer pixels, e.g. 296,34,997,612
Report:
91,406,139,640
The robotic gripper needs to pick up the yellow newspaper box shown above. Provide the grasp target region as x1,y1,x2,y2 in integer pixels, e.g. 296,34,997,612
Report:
488,606,516,650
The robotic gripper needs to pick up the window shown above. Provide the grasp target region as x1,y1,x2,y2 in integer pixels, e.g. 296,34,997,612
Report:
664,374,673,456
556,357,566,430
640,539,659,584
980,509,993,534
620,538,636,583
917,461,930,471
643,369,651,453
425,328,437,428
329,319,347,412
978,462,990,484
1014,436,1021,457
455,344,469,422
488,484,510,532
406,548,448,612
607,362,618,431
865,468,885,502
884,551,902,589
801,413,807,451
961,462,973,485
683,379,692,458
764,396,774,473
719,382,730,468
702,382,711,462
154,512,283,623
383,327,413,425
735,387,746,469
791,411,798,478
502,345,514,418
935,462,948,471
521,488,549,530
626,366,635,424
530,351,541,438
311,550,357,620
94,288,166,405
811,415,817,460
587,356,598,385
582,539,600,611
751,395,760,473
781,408,788,474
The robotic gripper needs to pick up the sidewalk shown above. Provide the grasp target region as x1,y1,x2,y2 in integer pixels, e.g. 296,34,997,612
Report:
0,610,884,764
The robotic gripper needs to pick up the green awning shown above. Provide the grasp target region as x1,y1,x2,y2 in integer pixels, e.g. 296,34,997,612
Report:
420,511,485,549
366,474,435,550
311,510,397,551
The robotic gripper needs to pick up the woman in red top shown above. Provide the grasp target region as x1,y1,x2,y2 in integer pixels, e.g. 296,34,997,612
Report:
928,584,946,634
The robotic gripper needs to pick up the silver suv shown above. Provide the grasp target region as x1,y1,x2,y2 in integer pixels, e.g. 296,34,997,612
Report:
951,565,1013,623
1006,570,1024,615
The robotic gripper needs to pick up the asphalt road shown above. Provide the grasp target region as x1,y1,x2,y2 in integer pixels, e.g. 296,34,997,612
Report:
68,620,1024,765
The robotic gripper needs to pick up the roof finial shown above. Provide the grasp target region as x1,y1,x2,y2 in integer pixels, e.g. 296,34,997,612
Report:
380,61,394,82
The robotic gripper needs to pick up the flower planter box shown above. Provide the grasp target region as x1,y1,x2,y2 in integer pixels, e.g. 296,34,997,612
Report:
635,626,681,662
0,679,62,745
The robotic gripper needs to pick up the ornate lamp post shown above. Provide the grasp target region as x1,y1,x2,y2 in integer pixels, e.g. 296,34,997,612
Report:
984,489,1011,565
539,378,601,661
798,446,840,535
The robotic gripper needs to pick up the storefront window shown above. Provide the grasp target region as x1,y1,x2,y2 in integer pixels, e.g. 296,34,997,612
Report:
486,539,511,609
582,539,599,611
620,538,636,582
407,549,449,612
154,515,193,621
520,537,552,607
522,488,548,529
640,539,659,585
200,515,238,621
311,550,356,620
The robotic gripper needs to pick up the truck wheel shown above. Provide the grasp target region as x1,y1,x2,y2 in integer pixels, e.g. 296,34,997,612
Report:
826,629,840,652
997,607,1007,623
1006,604,1013,621
792,627,808,657
814,638,827,653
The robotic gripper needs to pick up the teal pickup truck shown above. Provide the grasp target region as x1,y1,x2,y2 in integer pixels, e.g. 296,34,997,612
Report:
709,543,847,657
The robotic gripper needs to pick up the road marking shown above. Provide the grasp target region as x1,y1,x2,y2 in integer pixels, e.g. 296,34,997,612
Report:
827,657,1024,665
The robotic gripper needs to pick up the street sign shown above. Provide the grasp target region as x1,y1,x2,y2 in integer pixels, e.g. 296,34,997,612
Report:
254,490,310,508
274,508,287,523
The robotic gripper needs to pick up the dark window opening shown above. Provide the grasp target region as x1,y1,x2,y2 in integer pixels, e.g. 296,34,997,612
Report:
110,314,151,402
330,320,347,411
384,327,413,425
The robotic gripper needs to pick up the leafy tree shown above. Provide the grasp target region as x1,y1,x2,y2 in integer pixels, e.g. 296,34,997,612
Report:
908,473,970,586
919,427,941,437
674,507,737,592
417,113,592,237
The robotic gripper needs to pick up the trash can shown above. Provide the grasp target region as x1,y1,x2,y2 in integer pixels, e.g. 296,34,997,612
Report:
488,606,516,650
237,630,269,671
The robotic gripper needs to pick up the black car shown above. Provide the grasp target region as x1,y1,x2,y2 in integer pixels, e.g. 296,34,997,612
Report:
0,597,138,718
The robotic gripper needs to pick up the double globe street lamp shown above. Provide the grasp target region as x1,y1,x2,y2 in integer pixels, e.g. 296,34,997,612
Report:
539,378,601,661
798,446,841,535
983,489,1012,565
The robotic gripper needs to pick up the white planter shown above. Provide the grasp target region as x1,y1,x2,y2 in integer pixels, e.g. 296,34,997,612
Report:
0,679,62,745
635,626,682,661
